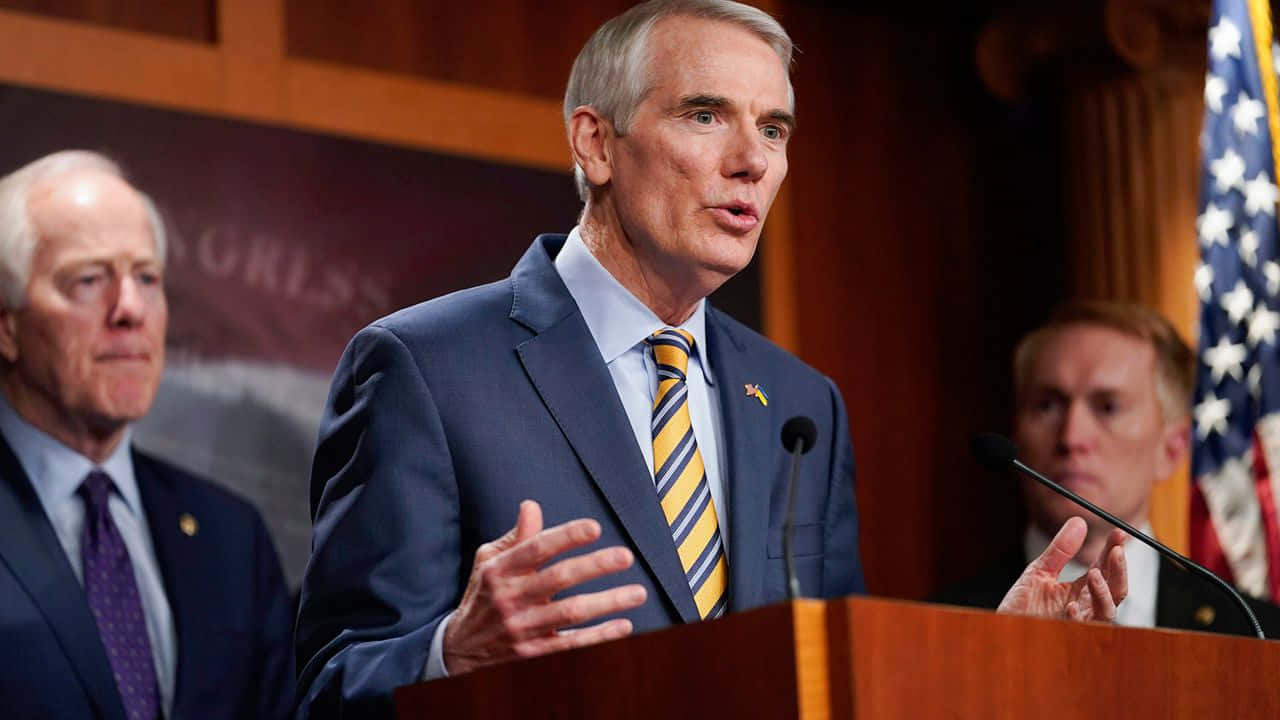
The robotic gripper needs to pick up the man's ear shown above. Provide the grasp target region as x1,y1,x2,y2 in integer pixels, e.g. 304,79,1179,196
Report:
567,105,614,189
0,304,17,364
1154,418,1191,482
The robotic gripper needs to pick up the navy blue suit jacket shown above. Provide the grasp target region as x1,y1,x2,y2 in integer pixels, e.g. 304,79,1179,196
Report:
295,236,865,717
0,435,294,719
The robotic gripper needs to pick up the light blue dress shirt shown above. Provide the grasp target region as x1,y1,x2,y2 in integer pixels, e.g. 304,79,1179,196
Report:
425,228,731,679
553,227,729,536
0,394,177,716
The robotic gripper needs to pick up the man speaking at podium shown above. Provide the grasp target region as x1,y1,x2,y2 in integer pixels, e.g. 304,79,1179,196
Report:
295,2,1128,716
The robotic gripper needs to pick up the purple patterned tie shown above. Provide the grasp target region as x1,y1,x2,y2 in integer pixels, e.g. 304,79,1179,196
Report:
80,470,161,720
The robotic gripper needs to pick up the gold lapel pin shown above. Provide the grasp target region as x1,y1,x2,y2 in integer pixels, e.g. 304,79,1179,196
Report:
179,513,198,537
1194,605,1216,626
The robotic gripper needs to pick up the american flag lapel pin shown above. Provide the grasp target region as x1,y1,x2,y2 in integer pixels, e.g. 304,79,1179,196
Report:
744,383,769,407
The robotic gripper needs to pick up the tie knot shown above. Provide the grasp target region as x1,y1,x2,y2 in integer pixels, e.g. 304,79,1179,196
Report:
79,470,115,511
648,328,695,375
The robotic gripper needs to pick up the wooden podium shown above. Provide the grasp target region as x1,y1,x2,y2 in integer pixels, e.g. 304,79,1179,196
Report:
395,596,1280,718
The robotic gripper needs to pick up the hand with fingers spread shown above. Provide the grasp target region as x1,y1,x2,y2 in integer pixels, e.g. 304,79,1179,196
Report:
997,516,1129,622
443,500,648,675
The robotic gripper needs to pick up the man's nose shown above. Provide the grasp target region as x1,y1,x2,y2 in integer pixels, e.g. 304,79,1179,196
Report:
724,125,768,182
1057,400,1095,454
109,276,147,328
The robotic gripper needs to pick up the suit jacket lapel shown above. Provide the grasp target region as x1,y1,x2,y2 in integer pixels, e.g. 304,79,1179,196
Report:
511,236,700,623
705,309,774,611
134,451,198,715
0,435,126,720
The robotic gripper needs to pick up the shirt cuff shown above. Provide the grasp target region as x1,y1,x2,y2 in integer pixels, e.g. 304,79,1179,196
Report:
423,610,455,681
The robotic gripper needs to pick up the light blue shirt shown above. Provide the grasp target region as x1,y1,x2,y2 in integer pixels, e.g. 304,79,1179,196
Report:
552,227,729,537
0,394,177,716
425,228,731,679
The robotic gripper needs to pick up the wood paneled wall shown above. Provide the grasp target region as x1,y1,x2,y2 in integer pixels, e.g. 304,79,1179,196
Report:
0,0,216,41
286,0,633,100
781,4,1052,598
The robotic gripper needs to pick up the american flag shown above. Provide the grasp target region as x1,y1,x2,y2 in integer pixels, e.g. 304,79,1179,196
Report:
1192,0,1280,601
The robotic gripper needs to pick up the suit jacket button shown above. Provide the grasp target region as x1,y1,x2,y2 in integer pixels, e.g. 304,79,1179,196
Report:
1194,605,1216,626
180,513,198,536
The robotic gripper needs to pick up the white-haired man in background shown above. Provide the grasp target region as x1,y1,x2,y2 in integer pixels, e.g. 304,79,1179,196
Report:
0,150,294,719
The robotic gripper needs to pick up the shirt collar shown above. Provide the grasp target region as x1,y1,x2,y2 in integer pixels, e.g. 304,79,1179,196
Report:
0,391,141,518
554,226,715,383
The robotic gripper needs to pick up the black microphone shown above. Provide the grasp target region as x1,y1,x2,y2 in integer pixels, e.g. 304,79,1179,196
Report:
781,416,818,600
972,432,1265,639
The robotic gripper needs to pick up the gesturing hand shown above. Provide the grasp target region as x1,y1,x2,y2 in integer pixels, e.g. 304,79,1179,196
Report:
998,516,1128,622
442,500,648,675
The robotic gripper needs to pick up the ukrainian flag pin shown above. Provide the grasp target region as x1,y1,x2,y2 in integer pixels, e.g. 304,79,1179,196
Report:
744,383,769,407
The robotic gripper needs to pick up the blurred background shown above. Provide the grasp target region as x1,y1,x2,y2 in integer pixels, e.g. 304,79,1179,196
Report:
0,0,1221,598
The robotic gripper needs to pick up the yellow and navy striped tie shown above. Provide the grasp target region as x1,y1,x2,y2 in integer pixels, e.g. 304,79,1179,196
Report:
647,328,728,620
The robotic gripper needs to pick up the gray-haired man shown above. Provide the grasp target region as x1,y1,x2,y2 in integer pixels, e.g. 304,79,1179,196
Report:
0,150,293,719
295,3,1127,717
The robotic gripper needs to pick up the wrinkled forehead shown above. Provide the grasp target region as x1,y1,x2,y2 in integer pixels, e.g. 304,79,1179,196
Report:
27,170,157,258
1024,324,1160,393
643,16,793,111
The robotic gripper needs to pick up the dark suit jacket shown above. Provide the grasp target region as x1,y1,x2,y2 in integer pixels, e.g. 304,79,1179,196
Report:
934,546,1280,639
0,434,294,719
295,235,866,718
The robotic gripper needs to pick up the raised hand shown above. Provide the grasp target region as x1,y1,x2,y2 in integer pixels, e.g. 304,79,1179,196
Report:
998,516,1128,622
443,500,648,674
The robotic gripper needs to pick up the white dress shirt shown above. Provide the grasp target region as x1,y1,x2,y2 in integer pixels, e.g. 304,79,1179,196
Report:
1024,521,1159,628
0,393,177,715
425,228,731,678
